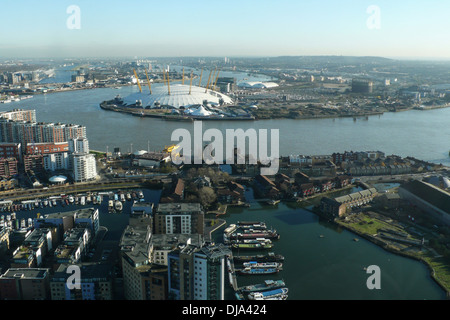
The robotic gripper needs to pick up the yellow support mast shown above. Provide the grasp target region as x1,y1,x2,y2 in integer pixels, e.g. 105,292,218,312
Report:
166,68,171,95
182,68,185,85
198,68,203,87
133,69,142,93
213,68,221,91
210,67,217,88
189,71,193,95
205,69,213,93
145,69,152,94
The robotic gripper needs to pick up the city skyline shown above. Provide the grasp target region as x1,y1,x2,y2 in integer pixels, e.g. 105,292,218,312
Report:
1,0,450,60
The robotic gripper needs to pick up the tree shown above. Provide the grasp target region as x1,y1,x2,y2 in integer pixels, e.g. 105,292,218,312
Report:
198,186,217,209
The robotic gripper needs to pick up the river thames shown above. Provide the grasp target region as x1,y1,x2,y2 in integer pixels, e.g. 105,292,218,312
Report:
2,80,449,299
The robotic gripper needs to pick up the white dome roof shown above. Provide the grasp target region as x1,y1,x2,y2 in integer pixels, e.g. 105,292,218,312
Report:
237,81,279,89
49,175,67,183
122,84,233,109
134,150,148,156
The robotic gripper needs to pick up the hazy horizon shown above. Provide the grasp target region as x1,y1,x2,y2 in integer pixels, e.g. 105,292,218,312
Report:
1,0,449,60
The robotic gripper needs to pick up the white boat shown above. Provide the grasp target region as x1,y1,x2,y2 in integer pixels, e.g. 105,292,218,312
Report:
242,261,283,269
248,288,288,301
80,196,86,205
114,200,123,211
68,196,74,203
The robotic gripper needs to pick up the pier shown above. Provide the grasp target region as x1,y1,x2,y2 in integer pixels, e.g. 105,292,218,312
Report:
227,256,239,292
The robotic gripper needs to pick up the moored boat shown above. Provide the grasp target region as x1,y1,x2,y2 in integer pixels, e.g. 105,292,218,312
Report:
239,280,286,294
238,267,279,275
242,261,282,270
115,200,123,211
233,252,285,263
248,288,288,300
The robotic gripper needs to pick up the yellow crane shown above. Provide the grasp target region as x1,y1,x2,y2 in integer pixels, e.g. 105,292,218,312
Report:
145,69,152,94
166,69,171,95
182,67,185,85
133,69,142,93
198,68,203,87
205,69,213,93
213,68,221,91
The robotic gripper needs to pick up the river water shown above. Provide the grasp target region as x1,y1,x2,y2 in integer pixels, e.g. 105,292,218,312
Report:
2,73,449,300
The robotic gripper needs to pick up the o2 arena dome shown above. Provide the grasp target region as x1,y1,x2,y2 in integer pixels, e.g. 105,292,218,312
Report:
121,84,233,109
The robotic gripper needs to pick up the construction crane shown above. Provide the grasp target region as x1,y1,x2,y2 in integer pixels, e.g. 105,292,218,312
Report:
145,69,152,94
133,69,142,93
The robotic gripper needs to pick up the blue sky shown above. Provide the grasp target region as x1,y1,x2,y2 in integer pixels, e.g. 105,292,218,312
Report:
1,0,449,59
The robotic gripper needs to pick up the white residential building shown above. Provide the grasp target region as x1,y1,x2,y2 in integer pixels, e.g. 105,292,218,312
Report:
43,152,70,171
69,137,90,154
72,153,97,182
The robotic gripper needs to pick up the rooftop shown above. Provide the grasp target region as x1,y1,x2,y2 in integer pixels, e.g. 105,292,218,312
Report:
400,180,450,214
157,202,202,214
1,268,49,280
122,84,233,109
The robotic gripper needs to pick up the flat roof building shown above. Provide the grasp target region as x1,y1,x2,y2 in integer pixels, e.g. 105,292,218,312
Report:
0,268,50,300
399,180,450,226
155,203,204,235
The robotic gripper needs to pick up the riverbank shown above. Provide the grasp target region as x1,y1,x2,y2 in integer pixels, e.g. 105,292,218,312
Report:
331,212,450,298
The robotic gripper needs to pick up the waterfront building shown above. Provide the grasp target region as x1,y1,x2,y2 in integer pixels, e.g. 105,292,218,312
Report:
0,142,22,162
25,141,69,155
0,109,36,122
11,245,38,268
118,216,168,300
23,154,44,173
0,112,86,147
0,226,9,253
34,211,76,242
320,188,378,217
167,243,231,300
119,220,153,300
398,180,450,226
154,203,204,235
0,157,18,178
0,268,50,300
74,208,100,237
131,202,154,216
50,263,114,300
23,228,53,261
133,151,170,168
53,243,83,269
69,137,89,153
151,234,203,266
253,174,280,199
71,152,97,182
62,228,91,256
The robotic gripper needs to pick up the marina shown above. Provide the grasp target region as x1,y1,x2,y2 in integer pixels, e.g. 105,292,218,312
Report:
223,220,289,300
0,189,147,230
